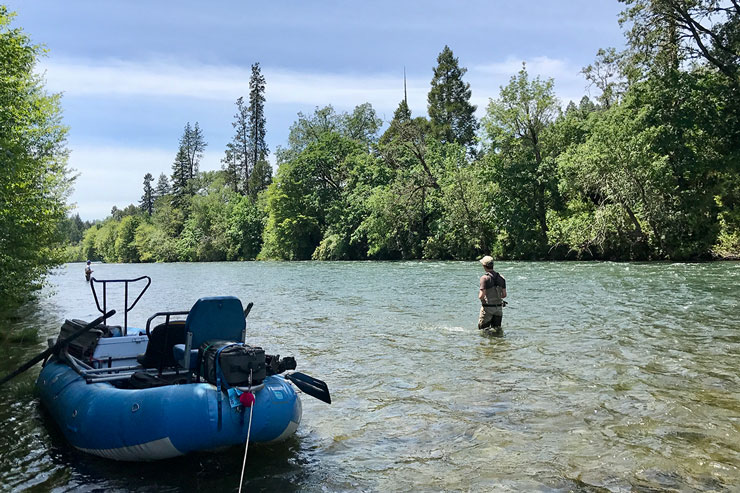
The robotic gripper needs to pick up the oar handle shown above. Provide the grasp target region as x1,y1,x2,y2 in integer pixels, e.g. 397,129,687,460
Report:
0,310,115,387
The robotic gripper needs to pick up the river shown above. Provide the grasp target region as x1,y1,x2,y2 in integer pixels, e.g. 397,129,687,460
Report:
1,261,738,492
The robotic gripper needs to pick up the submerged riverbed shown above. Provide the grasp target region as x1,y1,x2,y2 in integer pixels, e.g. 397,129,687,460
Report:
1,261,738,491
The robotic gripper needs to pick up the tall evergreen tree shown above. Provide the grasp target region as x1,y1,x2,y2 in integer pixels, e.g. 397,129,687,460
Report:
171,123,206,205
155,172,170,197
246,62,270,198
221,141,240,193
427,46,478,151
180,122,207,180
171,146,190,205
140,172,154,215
225,97,251,196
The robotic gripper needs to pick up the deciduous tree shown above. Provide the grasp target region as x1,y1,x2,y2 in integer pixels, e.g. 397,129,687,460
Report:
0,7,72,309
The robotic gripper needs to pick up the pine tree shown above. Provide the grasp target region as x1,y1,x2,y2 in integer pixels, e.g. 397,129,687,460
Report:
224,97,250,196
140,172,154,215
249,158,272,195
427,45,478,150
171,146,190,205
155,173,170,197
221,141,240,193
246,63,270,198
180,122,207,180
171,122,206,205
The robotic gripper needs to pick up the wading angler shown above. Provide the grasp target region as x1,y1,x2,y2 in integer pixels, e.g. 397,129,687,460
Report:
477,256,507,336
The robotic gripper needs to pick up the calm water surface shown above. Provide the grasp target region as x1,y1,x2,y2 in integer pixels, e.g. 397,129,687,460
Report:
1,261,738,492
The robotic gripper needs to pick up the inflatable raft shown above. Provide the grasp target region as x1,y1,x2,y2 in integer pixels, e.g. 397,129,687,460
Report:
35,277,329,461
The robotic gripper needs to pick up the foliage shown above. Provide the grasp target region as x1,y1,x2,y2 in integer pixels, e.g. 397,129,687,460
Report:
0,7,72,309
246,63,271,198
140,172,154,215
171,122,206,206
54,4,740,264
427,45,478,151
481,65,561,255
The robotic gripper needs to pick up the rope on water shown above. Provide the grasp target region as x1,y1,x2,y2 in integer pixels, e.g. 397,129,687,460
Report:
238,370,254,493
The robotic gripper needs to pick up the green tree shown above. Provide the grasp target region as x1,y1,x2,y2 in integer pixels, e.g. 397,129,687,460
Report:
171,146,190,205
221,141,241,193
181,122,207,180
171,122,206,206
227,194,265,260
115,215,140,262
341,102,383,151
482,65,561,254
140,172,154,215
581,47,627,108
224,97,252,196
0,7,72,309
246,63,271,198
370,112,441,258
619,0,739,85
261,133,364,259
276,103,381,163
427,45,478,151
426,143,496,259
154,172,170,197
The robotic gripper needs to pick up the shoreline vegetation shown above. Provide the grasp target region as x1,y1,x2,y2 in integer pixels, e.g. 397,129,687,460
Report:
3,2,740,312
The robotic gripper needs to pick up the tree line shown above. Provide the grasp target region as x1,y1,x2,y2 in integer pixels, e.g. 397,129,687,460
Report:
69,1,739,264
3,2,739,311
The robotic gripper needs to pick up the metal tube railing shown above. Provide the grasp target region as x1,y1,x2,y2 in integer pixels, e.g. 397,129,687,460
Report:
90,276,151,334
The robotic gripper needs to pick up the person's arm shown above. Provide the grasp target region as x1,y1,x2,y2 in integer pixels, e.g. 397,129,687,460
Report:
501,288,507,299
478,276,487,302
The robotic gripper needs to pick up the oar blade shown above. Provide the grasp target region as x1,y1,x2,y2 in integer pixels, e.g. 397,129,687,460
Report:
286,372,331,404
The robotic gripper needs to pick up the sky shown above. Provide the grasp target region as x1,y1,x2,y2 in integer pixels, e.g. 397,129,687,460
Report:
5,1,626,220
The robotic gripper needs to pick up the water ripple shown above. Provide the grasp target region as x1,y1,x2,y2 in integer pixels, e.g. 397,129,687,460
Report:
1,261,738,491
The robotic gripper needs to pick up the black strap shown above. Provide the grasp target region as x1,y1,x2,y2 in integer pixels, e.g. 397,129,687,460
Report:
482,303,502,307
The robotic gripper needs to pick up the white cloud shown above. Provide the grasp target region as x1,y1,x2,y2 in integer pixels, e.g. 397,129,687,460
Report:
39,58,427,115
39,56,588,122
67,145,222,220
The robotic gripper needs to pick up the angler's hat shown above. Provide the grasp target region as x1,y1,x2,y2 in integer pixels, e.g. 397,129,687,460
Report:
479,255,494,269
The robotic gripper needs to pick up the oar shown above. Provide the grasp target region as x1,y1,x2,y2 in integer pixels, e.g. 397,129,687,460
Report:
0,310,115,387
285,371,331,404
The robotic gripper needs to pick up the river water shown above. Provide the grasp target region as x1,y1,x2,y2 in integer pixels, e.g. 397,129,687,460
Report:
1,261,738,492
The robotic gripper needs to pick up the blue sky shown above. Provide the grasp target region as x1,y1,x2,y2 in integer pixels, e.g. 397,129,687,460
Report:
6,1,626,220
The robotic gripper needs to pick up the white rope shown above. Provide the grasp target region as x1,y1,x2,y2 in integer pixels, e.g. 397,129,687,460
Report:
238,370,254,493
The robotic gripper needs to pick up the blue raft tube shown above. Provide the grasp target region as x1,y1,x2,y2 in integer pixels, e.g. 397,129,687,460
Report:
35,277,329,461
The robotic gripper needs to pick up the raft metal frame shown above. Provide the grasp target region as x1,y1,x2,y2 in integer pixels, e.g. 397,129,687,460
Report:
90,276,152,334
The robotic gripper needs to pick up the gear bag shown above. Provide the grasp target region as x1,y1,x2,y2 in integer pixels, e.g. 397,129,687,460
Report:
199,340,266,387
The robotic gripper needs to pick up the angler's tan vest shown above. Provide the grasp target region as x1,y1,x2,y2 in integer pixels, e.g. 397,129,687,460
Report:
482,271,503,307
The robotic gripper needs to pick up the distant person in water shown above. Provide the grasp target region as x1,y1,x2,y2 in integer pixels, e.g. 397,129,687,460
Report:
478,255,507,336
84,260,93,282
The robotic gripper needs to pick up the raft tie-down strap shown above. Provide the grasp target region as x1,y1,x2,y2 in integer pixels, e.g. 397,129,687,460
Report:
214,342,240,432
